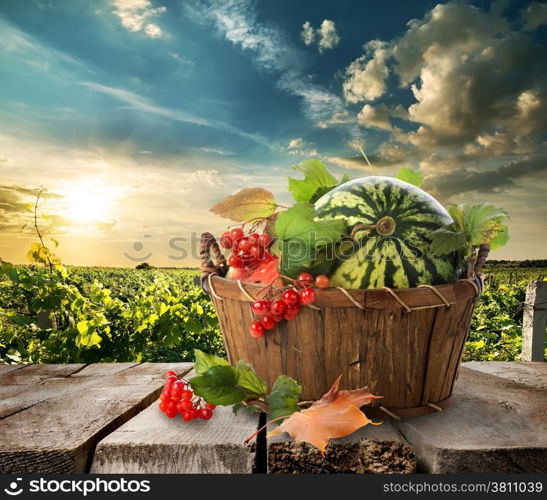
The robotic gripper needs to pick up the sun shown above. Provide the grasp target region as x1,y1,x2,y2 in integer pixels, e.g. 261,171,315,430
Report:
63,185,114,223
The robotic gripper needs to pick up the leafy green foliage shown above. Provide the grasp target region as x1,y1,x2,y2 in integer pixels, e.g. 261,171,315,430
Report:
194,348,229,375
190,365,248,405
264,375,301,420
288,160,349,203
0,264,223,364
273,202,347,277
431,202,509,256
235,360,269,397
395,168,424,187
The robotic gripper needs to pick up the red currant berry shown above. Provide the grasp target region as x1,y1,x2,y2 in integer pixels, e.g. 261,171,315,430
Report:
250,321,266,338
297,272,313,287
228,254,244,268
180,389,193,401
160,389,171,401
257,233,270,247
205,403,216,410
282,288,300,306
177,399,193,412
315,275,330,289
262,316,276,330
300,287,316,305
164,370,177,379
270,300,287,316
249,245,264,260
251,300,270,316
248,233,259,246
159,400,167,412
220,232,232,249
182,411,193,422
238,238,252,253
284,303,300,320
230,227,244,241
272,314,284,323
199,408,214,420
189,409,200,420
165,407,177,418
171,380,184,392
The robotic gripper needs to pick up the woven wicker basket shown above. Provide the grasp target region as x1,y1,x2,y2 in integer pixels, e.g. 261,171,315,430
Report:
200,232,484,418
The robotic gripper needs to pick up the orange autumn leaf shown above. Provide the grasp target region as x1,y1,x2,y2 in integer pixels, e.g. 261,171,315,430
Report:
267,375,382,455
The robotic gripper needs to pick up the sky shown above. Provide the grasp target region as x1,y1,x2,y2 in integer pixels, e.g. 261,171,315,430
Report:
0,0,546,267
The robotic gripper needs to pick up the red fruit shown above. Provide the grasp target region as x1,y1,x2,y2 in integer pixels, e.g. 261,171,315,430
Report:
180,389,193,401
249,245,264,260
227,266,253,281
205,403,216,410
165,407,177,418
250,321,266,338
177,399,193,413
165,370,177,379
300,287,316,305
247,258,279,285
230,227,244,241
252,300,270,316
261,316,276,330
189,409,200,420
257,233,270,247
159,400,167,412
270,300,287,316
220,232,232,249
238,238,252,253
297,272,313,287
199,408,214,420
228,254,244,268
282,288,300,306
284,303,300,320
248,233,259,246
315,275,330,289
182,411,193,422
160,389,171,401
272,314,284,323
172,380,184,392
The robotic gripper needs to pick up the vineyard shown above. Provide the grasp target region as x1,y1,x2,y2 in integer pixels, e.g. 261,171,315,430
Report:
0,263,545,364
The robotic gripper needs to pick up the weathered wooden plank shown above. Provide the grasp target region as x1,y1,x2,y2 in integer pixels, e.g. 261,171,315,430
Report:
0,364,27,376
91,403,260,473
396,365,547,473
0,363,193,473
463,361,547,390
0,364,87,387
268,421,416,474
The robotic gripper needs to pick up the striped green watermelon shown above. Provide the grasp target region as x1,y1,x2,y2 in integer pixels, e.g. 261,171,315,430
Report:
314,176,457,289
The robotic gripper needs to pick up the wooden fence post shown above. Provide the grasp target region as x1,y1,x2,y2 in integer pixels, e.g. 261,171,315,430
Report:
521,281,547,362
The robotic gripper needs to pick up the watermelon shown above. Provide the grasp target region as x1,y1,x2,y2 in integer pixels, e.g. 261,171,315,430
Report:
314,176,457,289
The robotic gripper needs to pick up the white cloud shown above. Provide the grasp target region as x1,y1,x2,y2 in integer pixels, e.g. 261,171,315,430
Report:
301,21,315,46
112,0,166,38
288,138,304,149
199,147,235,156
521,2,547,31
185,1,349,128
300,19,340,53
343,40,390,102
357,104,392,130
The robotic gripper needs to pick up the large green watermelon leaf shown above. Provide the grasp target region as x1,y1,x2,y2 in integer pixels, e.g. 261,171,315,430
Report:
288,160,349,203
275,202,347,245
430,203,509,256
395,168,424,187
274,203,346,277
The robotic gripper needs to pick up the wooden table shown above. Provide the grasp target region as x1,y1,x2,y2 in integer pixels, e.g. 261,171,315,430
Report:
1,362,546,474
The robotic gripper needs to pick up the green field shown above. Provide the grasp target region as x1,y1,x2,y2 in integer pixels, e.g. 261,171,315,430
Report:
1,263,545,364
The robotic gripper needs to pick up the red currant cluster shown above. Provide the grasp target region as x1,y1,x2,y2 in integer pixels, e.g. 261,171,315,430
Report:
220,227,273,275
249,272,330,338
159,370,216,421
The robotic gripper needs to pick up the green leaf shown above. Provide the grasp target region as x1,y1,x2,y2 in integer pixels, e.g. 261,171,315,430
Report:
490,224,509,250
430,228,467,256
189,365,247,406
395,168,424,187
288,160,349,203
194,348,230,375
235,361,268,397
77,320,88,335
264,375,301,421
275,203,346,246
210,188,277,222
461,203,508,246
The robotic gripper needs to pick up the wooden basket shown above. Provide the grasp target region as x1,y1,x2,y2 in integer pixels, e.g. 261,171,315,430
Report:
200,232,485,418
